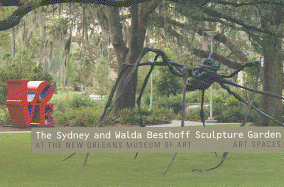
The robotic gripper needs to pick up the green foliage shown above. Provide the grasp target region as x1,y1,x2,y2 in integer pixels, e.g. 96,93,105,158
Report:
183,107,209,122
154,94,183,114
47,17,69,38
53,103,174,127
153,93,203,114
0,32,10,54
93,56,112,95
118,106,174,125
51,89,176,126
53,107,101,127
0,49,53,106
212,90,261,123
118,108,140,125
154,66,183,97
0,107,11,126
52,92,103,110
169,87,261,123
153,48,184,97
52,92,114,127
144,106,174,124
68,94,96,108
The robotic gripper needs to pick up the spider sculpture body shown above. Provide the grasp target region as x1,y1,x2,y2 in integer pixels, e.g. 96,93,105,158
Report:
63,47,283,174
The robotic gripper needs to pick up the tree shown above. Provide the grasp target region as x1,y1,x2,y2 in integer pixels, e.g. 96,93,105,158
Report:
106,2,160,114
94,56,112,96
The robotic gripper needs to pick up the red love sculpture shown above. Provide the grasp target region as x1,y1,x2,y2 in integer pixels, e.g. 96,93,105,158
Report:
5,80,54,127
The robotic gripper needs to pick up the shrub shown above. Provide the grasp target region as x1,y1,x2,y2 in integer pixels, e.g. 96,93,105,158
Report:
68,94,96,108
117,106,174,125
154,66,183,97
175,107,209,122
154,94,189,114
53,110,69,126
53,107,102,127
145,106,174,124
168,94,183,113
118,108,140,125
52,98,68,112
213,102,260,123
0,107,11,126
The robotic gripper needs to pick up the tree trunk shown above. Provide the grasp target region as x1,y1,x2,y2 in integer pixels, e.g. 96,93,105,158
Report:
116,4,140,111
106,1,159,115
106,6,129,115
259,6,283,126
259,36,283,126
11,27,15,57
40,14,46,72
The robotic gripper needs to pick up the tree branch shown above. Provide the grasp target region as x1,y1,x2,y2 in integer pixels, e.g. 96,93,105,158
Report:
213,0,284,7
0,2,36,30
0,0,151,7
0,0,151,31
153,14,248,63
137,0,160,49
166,26,243,69
201,6,284,37
106,6,128,61
192,48,243,69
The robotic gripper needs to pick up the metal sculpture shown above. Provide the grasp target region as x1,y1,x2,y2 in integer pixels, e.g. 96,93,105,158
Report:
63,47,284,174
98,47,283,128
5,80,54,127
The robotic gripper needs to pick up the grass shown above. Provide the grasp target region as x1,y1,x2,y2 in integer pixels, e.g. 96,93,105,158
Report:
0,132,283,187
50,91,84,102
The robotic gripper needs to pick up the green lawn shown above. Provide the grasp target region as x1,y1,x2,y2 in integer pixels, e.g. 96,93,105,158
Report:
0,132,283,187
50,91,84,102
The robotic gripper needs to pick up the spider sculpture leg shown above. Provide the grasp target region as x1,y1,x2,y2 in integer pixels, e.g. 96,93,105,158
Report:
191,61,260,173
163,67,189,176
98,66,129,127
162,152,178,177
192,152,229,172
62,153,76,162
200,89,206,127
219,78,284,100
83,152,89,169
134,64,155,160
137,65,156,127
98,47,154,127
68,48,188,168
133,49,181,159
219,60,260,79
219,82,283,126
217,60,283,126
181,67,189,127
192,59,283,173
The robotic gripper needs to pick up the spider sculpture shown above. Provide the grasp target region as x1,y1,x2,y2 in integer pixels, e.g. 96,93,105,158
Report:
98,47,283,128
63,47,284,174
